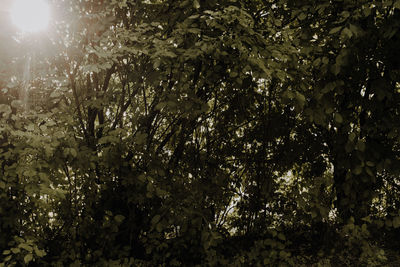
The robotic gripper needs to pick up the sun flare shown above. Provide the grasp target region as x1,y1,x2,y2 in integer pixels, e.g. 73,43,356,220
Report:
10,0,50,33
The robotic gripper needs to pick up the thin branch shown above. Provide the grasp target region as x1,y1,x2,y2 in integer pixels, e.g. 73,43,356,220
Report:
69,72,88,139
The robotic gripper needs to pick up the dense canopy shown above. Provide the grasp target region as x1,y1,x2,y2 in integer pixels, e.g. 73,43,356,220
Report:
1,0,400,265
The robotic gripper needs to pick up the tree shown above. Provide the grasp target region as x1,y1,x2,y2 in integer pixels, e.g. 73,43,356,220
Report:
1,0,400,266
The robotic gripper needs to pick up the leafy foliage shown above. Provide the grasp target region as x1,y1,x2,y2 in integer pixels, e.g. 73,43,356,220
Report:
1,0,400,265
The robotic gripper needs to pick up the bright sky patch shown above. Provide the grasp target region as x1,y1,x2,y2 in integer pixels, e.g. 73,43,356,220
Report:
10,0,50,33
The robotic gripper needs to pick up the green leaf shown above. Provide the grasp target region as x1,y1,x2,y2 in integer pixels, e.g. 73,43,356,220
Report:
105,210,113,216
188,14,200,19
344,142,354,153
342,27,353,38
11,100,22,109
349,132,356,141
153,60,161,69
349,24,361,37
298,13,307,20
270,230,277,237
11,248,20,254
19,243,33,252
329,26,342,34
151,215,161,225
26,124,35,131
70,148,77,158
277,233,286,241
0,104,11,115
135,132,148,145
331,64,340,75
279,250,289,258
138,174,146,183
295,92,306,107
394,0,400,9
155,102,167,110
361,223,368,233
365,167,374,177
366,161,375,167
363,7,371,16
361,216,372,223
34,247,46,257
393,217,400,228
39,125,47,132
114,215,125,223
50,90,61,98
325,107,334,114
334,113,343,124
156,222,163,232
353,166,362,175
179,0,189,8
356,140,366,152
340,11,350,19
24,253,33,264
